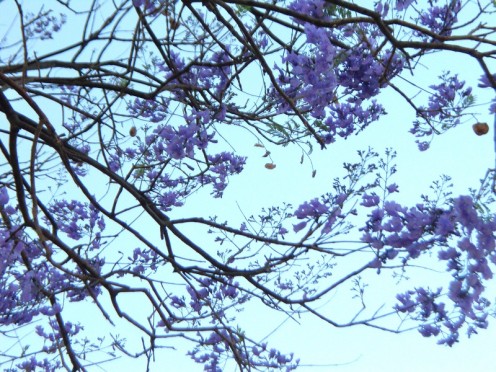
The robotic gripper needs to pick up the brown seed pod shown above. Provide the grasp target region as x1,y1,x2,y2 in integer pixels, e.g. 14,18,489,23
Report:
472,122,489,136
169,17,180,30
264,163,276,170
129,126,137,137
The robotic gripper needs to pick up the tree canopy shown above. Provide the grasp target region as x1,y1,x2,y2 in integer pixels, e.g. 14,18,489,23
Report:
0,0,495,370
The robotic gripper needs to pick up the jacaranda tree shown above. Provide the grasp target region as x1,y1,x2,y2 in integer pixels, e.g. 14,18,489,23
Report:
1,0,495,370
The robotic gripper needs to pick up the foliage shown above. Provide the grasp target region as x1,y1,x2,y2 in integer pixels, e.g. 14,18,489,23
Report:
0,0,495,370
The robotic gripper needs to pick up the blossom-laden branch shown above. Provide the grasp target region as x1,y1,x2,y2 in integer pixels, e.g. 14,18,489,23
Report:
0,0,495,370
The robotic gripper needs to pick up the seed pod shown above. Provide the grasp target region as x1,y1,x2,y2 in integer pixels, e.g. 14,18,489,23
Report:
129,126,137,137
265,163,276,170
169,17,180,30
472,122,489,136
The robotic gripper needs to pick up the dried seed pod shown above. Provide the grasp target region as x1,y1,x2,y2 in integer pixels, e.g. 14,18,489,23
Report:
265,163,276,170
472,122,489,136
129,126,137,137
169,17,180,30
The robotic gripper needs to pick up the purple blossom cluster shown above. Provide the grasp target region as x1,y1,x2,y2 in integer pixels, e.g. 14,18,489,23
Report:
272,4,404,144
132,0,165,14
13,356,62,372
188,330,298,372
288,0,329,22
167,277,247,314
410,72,473,149
205,152,246,197
128,97,169,123
418,1,461,37
337,46,404,101
478,73,496,113
146,121,211,160
129,247,160,274
160,276,296,371
46,199,105,245
292,195,343,234
24,11,66,40
359,192,496,344
1,190,77,326
395,0,416,12
275,24,337,119
323,100,385,143
125,115,244,207
151,49,233,101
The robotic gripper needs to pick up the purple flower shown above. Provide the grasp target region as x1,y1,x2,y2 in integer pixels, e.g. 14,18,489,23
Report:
157,192,183,211
386,183,399,193
419,2,461,36
417,141,430,151
293,221,307,233
361,193,380,207
478,73,496,88
419,324,440,337
294,198,328,219
0,187,8,205
395,0,416,11
453,196,479,232
435,213,455,236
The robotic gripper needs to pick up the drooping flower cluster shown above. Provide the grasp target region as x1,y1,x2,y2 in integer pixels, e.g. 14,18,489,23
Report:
272,3,405,143
418,0,461,37
410,72,473,149
46,199,105,246
274,24,338,119
204,152,247,198
337,46,404,101
359,192,496,344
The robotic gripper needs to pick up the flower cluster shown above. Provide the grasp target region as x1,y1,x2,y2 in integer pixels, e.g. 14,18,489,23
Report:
132,0,164,14
128,97,169,123
395,0,416,12
337,46,404,101
147,122,211,160
272,6,403,144
167,277,247,314
130,247,160,274
323,100,385,143
13,356,62,372
418,1,461,37
46,199,105,246
274,24,338,119
478,73,496,114
288,0,329,22
360,192,496,344
188,330,299,372
410,72,473,149
24,11,66,40
292,195,344,234
204,152,247,197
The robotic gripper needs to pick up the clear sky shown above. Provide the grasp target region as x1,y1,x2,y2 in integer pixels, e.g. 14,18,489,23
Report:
1,1,495,371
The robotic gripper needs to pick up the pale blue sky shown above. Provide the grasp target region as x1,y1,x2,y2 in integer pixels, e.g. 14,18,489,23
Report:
1,1,495,371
